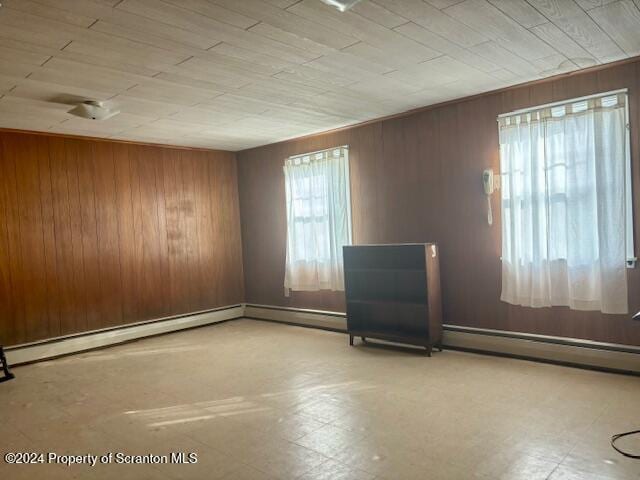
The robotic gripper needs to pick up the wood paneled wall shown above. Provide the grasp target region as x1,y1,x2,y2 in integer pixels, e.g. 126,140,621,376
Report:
237,60,640,346
0,131,244,346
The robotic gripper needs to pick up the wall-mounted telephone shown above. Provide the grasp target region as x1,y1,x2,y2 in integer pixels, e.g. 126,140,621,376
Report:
483,169,494,195
483,169,497,225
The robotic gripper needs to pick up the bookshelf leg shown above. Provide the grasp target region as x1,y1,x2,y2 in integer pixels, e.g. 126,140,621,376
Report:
0,346,14,382
425,345,432,357
349,334,354,346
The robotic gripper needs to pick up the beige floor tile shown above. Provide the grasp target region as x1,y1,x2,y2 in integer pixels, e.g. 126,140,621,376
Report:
230,408,328,442
297,458,375,480
218,463,282,480
560,440,640,479
150,434,241,480
1,462,89,480
1,319,638,480
547,464,624,480
241,439,329,478
295,424,369,458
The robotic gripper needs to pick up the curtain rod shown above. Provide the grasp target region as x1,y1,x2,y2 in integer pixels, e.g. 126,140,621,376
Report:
289,145,349,159
497,88,628,119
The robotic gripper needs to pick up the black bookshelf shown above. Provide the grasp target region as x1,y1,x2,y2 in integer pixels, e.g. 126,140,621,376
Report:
343,244,442,356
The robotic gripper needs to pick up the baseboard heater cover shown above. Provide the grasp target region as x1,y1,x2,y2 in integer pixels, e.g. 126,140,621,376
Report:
244,304,640,374
8,303,638,373
6,305,244,366
244,304,347,332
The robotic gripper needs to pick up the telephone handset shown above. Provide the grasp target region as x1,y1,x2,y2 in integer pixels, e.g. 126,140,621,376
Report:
483,169,495,225
483,169,494,195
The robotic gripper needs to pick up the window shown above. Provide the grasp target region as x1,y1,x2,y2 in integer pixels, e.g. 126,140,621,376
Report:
283,146,352,295
499,90,633,314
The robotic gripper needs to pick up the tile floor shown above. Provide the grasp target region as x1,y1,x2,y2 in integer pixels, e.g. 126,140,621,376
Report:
1,319,639,480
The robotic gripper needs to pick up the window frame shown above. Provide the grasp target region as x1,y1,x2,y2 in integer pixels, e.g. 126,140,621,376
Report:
498,88,636,268
284,145,353,263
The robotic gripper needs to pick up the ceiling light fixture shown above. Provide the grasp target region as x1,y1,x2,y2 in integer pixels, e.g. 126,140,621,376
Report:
67,100,120,121
319,0,363,12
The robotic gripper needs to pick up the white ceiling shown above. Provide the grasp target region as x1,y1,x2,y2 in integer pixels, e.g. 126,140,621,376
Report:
0,0,638,151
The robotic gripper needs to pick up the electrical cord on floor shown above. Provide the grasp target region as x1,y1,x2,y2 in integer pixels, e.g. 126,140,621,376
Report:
611,429,640,459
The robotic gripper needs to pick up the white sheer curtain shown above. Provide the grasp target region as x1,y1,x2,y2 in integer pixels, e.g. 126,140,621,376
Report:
284,146,351,295
499,93,629,314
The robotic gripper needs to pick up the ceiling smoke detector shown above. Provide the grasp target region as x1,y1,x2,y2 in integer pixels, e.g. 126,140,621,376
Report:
319,0,363,12
68,100,120,121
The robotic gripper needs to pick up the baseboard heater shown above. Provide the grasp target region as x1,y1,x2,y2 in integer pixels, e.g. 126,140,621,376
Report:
5,305,244,366
244,304,640,375
6,304,639,374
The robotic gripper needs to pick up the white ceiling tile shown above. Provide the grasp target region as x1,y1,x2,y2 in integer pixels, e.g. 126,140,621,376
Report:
468,41,541,76
443,0,556,61
64,31,192,72
487,0,548,28
383,55,482,89
344,75,423,101
0,76,19,94
272,66,356,90
7,79,118,106
33,58,143,92
394,22,501,73
233,78,327,106
162,0,259,29
151,72,235,96
0,37,59,58
110,131,182,144
0,95,70,114
373,0,488,48
527,0,625,60
290,95,391,119
424,0,469,8
115,0,226,42
588,0,640,55
124,78,222,106
168,107,252,127
287,0,440,62
350,1,409,28
574,0,618,10
437,78,499,99
169,57,261,89
0,114,59,131
490,69,521,81
0,60,38,79
108,95,181,118
0,0,636,151
246,22,332,58
304,51,393,79
210,0,359,50
262,0,301,8
340,40,440,70
18,74,112,101
196,95,274,116
120,0,322,64
61,112,150,134
206,43,295,72
532,54,577,76
1,0,96,27
89,20,203,55
30,0,117,18
54,50,160,78
0,96,70,126
142,117,212,134
0,8,79,49
33,0,221,51
529,22,598,68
